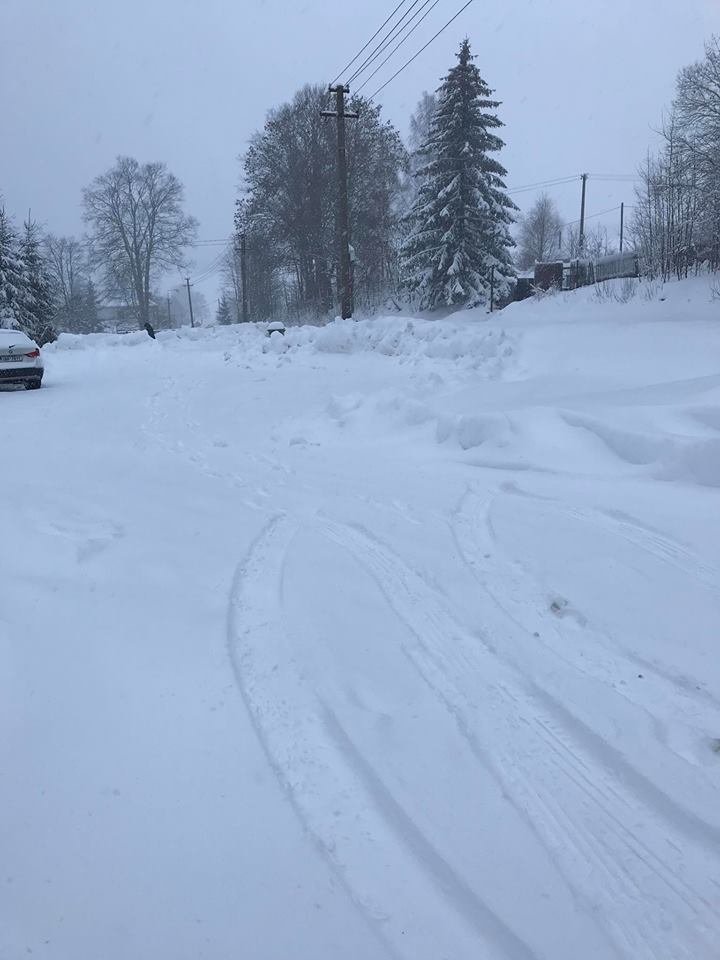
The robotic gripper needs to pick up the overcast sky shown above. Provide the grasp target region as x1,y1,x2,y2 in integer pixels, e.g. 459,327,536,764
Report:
3,0,720,301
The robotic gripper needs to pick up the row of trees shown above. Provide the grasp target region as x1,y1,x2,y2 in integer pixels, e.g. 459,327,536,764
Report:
515,193,617,270
512,36,720,282
1,157,199,339
220,85,408,323
0,208,58,343
221,39,518,321
5,35,718,337
631,36,720,280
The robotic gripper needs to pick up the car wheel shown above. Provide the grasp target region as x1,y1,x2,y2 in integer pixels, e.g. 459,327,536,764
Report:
25,380,42,390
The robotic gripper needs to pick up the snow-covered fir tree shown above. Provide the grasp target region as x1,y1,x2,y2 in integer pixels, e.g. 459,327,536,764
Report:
402,39,516,308
0,207,25,328
75,279,99,334
18,218,56,343
216,292,233,325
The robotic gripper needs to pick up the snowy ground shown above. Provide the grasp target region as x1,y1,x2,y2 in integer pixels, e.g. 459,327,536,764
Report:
2,277,720,960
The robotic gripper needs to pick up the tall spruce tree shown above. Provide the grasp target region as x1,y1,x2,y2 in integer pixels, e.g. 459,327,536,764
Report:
75,279,99,334
402,39,516,308
18,219,56,344
216,292,232,325
0,207,25,328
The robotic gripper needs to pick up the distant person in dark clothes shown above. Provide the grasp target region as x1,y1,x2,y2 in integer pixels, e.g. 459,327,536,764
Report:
144,321,156,339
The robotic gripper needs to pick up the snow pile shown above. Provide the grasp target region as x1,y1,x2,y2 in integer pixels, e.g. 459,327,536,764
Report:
436,410,511,449
50,329,156,350
293,315,512,371
563,411,720,487
51,313,515,372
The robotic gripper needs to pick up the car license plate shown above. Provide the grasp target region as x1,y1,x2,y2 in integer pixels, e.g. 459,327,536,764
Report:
0,355,23,362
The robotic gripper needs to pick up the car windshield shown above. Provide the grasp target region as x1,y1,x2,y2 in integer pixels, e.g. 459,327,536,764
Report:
3,3,720,959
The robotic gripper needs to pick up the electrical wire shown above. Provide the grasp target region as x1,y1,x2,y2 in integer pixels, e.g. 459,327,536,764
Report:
508,176,579,195
354,0,444,95
564,205,622,228
189,244,232,284
347,0,428,87
329,0,413,87
366,0,475,101
589,173,638,181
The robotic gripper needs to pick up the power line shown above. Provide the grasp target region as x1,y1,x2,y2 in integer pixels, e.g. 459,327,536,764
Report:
329,0,412,87
589,173,638,181
189,244,232,284
508,176,579,195
194,250,228,279
564,205,621,228
347,0,427,87
355,0,444,95
366,0,475,101
508,174,638,197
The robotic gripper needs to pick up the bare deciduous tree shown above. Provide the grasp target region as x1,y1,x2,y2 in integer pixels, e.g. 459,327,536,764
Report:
401,91,439,212
241,84,407,322
632,37,720,278
83,157,197,327
516,193,563,269
44,235,86,326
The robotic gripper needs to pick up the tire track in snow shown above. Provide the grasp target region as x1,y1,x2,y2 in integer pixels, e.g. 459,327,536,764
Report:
452,485,720,752
225,515,405,960
506,485,720,598
226,514,533,960
319,702,538,960
322,518,720,960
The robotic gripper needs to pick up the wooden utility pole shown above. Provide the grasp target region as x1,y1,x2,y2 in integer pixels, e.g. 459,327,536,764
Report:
322,85,359,320
185,277,195,328
166,293,172,328
489,265,495,312
579,173,588,255
240,232,249,323
619,202,625,253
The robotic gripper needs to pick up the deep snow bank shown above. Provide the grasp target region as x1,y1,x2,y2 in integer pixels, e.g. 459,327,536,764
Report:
48,313,516,375
47,276,720,478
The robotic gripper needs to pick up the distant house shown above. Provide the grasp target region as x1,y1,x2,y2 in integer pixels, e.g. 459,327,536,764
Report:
97,301,163,334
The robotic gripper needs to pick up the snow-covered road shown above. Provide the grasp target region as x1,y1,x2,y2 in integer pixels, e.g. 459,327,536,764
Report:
3,281,720,959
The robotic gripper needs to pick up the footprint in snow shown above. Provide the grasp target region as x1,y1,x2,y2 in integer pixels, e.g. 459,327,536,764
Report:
549,595,588,627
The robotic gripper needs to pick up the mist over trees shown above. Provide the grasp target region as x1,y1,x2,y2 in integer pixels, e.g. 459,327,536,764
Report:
2,155,199,339
168,283,209,328
225,84,408,323
223,43,518,322
402,91,438,210
516,194,563,269
44,235,100,334
5,30,720,338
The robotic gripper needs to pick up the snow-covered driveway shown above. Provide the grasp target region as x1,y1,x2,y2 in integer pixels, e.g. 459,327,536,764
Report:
3,283,720,959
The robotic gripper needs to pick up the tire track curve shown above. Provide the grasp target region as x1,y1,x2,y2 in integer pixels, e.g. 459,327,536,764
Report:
226,514,538,960
322,517,720,960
